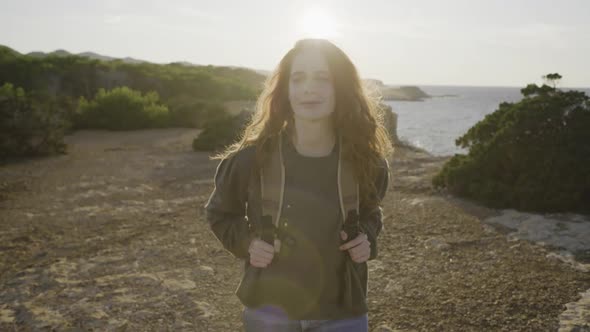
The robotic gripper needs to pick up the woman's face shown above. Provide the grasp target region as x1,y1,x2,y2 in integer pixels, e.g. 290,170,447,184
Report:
288,48,336,122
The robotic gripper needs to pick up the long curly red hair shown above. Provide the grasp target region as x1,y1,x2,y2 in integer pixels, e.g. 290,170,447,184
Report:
214,38,393,209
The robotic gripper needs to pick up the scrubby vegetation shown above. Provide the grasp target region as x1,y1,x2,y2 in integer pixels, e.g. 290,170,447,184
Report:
433,74,590,213
75,87,169,130
0,45,264,159
192,110,251,152
0,83,71,158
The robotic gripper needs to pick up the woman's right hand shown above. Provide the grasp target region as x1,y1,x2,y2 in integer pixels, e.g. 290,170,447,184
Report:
248,238,275,268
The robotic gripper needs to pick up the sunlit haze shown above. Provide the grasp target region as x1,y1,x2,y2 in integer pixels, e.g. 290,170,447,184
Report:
298,6,339,39
1,0,589,87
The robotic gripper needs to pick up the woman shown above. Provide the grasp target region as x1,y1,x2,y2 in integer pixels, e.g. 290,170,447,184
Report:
204,38,392,331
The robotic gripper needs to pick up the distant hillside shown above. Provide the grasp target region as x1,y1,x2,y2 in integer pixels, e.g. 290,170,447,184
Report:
2,45,431,102
25,49,147,64
248,68,272,77
0,45,21,59
19,47,267,71
0,44,266,102
364,79,431,101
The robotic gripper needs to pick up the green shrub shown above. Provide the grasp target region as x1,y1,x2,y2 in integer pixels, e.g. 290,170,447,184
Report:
192,110,251,152
433,74,590,214
0,83,69,159
165,95,227,128
75,86,170,130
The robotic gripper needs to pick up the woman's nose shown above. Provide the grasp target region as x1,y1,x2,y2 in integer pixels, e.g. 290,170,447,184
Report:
303,79,318,94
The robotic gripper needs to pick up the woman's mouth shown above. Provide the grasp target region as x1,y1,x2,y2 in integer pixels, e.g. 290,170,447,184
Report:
300,101,323,106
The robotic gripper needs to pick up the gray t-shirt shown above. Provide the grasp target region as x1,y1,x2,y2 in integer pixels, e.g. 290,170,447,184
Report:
204,133,389,320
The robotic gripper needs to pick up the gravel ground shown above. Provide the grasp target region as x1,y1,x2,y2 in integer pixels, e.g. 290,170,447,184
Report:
0,128,588,331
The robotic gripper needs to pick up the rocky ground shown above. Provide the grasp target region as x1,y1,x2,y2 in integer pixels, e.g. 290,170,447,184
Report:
0,128,589,331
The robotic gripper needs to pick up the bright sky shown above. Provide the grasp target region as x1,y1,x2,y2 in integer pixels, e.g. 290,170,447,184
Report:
1,0,589,87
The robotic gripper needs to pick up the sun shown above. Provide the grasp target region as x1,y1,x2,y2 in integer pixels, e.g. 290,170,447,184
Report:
298,7,339,39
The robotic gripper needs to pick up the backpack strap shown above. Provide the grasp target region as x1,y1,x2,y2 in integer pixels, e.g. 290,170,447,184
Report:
260,133,285,253
337,135,360,222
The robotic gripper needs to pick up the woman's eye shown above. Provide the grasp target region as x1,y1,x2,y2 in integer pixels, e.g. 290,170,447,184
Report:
290,76,330,84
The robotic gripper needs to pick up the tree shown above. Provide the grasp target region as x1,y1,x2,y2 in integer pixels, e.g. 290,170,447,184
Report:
542,73,562,88
434,74,590,214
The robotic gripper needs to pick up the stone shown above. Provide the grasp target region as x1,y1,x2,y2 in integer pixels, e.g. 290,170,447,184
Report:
372,325,395,332
424,237,450,250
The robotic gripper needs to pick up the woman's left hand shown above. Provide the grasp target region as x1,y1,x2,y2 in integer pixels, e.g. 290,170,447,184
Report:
339,231,371,263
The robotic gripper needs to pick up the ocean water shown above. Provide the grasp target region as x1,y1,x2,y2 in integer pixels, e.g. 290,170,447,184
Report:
385,85,590,157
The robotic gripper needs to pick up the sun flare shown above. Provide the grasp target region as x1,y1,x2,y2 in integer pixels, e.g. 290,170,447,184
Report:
298,7,339,39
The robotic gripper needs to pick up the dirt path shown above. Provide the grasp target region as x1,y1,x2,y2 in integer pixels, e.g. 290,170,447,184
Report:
1,129,588,331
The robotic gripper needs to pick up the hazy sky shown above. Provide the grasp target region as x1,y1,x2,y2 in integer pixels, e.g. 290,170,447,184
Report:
2,0,589,87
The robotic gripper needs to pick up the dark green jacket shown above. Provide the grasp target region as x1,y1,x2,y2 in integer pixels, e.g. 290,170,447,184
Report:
204,134,389,320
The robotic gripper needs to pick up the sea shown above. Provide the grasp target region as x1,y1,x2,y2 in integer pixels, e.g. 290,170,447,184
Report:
385,85,590,157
